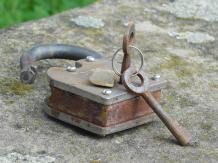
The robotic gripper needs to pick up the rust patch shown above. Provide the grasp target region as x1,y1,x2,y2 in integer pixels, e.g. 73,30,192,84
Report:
48,85,161,127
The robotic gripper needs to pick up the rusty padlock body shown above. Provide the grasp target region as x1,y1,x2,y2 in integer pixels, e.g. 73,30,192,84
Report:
45,59,167,135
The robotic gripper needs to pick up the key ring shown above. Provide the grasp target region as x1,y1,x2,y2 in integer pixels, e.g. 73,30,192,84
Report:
112,45,144,77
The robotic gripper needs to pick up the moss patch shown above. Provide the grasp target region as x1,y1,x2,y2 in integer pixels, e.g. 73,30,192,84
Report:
160,56,186,69
159,55,198,78
163,107,170,113
91,160,101,163
3,100,15,105
118,5,132,12
207,66,218,73
176,68,195,77
201,122,213,130
166,95,174,102
176,16,200,22
82,28,104,36
0,78,33,96
210,83,218,89
179,81,190,88
179,96,194,107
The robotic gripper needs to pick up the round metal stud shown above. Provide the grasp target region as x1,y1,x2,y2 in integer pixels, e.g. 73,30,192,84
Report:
66,66,76,72
86,56,95,62
102,89,112,95
151,74,160,80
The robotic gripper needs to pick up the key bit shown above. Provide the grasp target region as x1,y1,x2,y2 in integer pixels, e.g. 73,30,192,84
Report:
122,67,192,146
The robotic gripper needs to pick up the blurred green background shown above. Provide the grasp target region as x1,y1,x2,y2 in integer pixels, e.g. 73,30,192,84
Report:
0,0,97,29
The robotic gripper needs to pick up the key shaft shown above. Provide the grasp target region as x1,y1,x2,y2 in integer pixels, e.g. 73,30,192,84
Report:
122,67,191,146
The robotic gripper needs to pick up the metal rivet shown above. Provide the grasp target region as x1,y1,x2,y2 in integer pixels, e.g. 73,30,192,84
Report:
86,56,95,62
102,89,112,95
151,74,160,80
66,66,76,72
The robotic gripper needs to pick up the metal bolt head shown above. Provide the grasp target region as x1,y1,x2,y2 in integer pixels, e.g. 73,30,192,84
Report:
102,89,112,95
151,74,160,80
86,56,95,62
66,66,76,72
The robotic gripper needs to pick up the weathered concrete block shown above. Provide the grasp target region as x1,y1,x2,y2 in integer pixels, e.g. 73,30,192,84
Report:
0,0,217,162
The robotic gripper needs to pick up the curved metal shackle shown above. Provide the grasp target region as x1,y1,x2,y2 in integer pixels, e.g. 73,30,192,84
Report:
20,44,102,84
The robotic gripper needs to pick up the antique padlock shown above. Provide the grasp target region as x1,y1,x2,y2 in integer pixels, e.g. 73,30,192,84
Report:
20,23,167,136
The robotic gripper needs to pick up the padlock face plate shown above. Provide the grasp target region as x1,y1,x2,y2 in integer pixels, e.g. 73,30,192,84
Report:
47,59,167,105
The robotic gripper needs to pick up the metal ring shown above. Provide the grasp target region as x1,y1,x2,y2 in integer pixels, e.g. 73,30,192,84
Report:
122,67,149,94
112,45,144,76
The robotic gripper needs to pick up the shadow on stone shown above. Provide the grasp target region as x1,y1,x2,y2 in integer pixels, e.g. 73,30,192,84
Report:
43,111,156,139
43,112,102,138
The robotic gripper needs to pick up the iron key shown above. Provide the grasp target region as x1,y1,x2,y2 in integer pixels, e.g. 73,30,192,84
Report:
122,67,191,146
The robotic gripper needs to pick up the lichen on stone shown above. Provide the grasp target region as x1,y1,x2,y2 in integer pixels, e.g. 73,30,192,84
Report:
90,159,102,163
82,28,104,36
168,31,215,44
0,152,55,163
165,47,193,58
210,83,218,89
163,0,218,22
179,81,190,88
135,21,167,34
178,95,194,107
71,16,104,29
160,55,187,69
176,68,195,77
201,121,213,130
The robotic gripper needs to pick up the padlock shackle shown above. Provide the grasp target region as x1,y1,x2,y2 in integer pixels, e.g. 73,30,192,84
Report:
20,44,102,84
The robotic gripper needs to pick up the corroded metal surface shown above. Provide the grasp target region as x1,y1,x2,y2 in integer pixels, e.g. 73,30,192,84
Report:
47,59,167,134
46,58,166,134
47,59,167,105
119,22,135,83
48,86,161,127
44,99,156,136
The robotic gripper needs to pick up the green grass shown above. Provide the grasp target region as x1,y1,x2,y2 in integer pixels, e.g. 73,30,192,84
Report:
0,0,97,29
